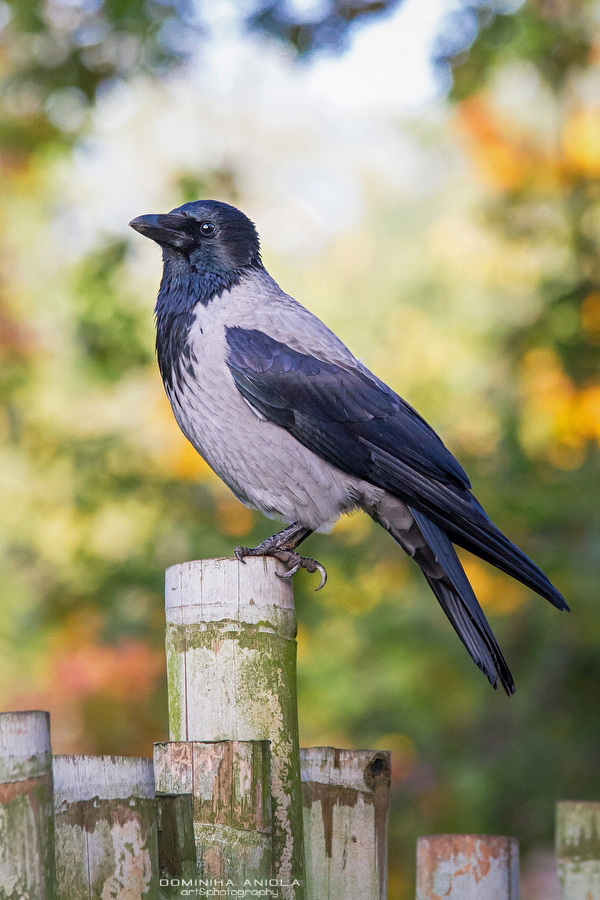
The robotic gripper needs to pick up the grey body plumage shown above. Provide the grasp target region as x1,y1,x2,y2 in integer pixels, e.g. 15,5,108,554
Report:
130,199,568,696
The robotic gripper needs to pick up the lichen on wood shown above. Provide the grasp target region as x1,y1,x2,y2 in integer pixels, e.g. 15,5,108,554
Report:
163,557,305,899
0,710,55,900
154,740,271,884
53,754,159,900
556,801,600,899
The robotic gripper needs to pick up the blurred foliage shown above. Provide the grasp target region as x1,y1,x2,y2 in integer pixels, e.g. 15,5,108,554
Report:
0,0,503,162
73,239,152,379
1,1,600,899
248,0,402,55
0,0,197,157
1,0,403,159
447,2,592,98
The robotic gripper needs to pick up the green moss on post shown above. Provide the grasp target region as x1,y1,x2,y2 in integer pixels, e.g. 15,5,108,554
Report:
556,801,600,899
164,557,305,899
154,741,271,883
0,710,55,900
53,755,159,900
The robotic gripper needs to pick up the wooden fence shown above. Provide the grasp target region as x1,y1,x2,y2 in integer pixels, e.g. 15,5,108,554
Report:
0,556,597,899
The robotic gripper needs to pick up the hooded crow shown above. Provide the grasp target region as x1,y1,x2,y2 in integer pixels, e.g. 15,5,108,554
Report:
130,199,568,695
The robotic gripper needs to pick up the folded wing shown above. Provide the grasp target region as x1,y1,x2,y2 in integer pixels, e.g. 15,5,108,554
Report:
225,326,567,618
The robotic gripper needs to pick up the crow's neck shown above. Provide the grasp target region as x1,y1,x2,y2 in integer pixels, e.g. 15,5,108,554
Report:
154,264,248,391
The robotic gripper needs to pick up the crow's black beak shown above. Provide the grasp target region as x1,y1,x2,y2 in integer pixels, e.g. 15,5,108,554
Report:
129,213,194,250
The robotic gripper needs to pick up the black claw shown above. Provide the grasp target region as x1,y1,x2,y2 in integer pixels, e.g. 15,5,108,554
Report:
276,552,328,589
235,539,327,590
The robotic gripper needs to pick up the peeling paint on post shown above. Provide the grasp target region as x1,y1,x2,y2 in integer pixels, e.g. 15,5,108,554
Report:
164,557,305,898
154,741,271,882
0,710,55,900
300,747,390,900
53,755,159,900
556,801,600,899
416,835,519,900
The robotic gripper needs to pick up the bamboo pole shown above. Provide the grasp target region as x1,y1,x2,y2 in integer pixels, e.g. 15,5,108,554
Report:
53,755,159,900
154,740,271,884
156,792,196,899
556,801,600,899
416,835,519,899
0,710,55,900
164,556,304,898
300,746,391,900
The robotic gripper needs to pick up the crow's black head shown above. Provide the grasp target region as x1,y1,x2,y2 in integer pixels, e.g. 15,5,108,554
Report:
131,201,264,375
130,199,262,274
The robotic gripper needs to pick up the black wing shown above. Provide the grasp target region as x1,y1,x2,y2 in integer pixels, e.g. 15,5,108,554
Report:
227,326,470,487
225,326,567,614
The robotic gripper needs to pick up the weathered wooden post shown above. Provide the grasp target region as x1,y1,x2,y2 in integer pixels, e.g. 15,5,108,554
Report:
53,755,159,900
0,710,55,900
416,834,519,899
556,801,600,899
154,740,271,881
300,746,391,900
156,792,196,895
164,556,304,898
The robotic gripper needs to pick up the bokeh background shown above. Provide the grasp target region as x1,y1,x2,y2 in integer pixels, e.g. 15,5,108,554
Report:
1,0,599,896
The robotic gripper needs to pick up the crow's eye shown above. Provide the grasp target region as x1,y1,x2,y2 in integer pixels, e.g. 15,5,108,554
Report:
200,222,216,237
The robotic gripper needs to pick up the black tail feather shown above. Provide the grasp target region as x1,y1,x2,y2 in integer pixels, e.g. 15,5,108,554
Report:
445,510,568,612
423,573,515,695
411,508,516,695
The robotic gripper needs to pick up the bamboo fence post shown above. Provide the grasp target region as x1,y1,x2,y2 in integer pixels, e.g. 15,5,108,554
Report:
416,835,519,899
300,746,391,900
156,793,196,898
53,755,159,900
164,556,304,898
154,740,271,883
556,801,600,899
0,710,55,900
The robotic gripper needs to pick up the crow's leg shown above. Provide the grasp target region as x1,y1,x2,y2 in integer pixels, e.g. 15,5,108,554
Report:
235,522,327,591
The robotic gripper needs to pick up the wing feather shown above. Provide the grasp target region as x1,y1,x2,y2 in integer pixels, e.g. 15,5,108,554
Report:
225,326,567,612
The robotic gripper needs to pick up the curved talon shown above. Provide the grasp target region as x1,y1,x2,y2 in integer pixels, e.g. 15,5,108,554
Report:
314,563,327,591
234,533,327,591
276,555,327,590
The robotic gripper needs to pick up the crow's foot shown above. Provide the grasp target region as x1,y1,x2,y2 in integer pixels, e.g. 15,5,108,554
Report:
235,527,327,591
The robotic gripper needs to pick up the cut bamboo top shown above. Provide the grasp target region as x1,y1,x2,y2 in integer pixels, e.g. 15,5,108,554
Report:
0,710,52,783
165,557,296,637
300,747,391,794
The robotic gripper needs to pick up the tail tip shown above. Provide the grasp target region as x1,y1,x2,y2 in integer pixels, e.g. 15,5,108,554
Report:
487,670,516,697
